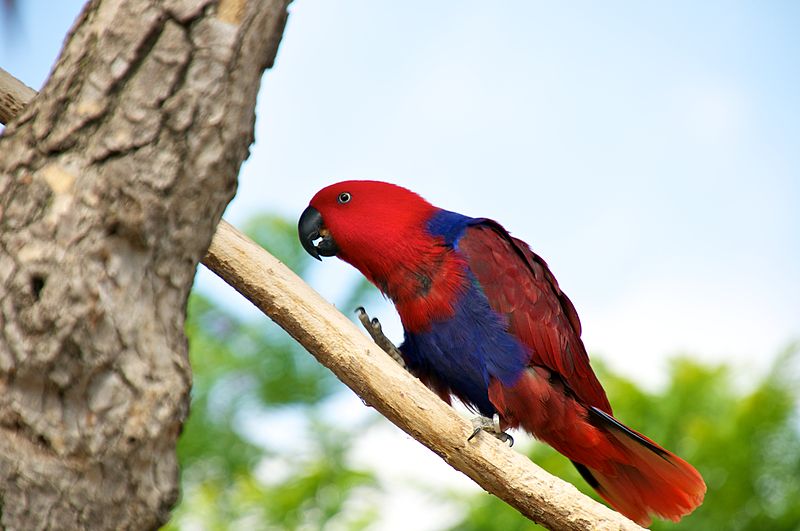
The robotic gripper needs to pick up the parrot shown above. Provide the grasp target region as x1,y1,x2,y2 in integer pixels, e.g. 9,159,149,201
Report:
298,180,705,525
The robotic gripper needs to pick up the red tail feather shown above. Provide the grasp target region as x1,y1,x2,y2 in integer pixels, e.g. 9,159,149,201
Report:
489,370,706,526
578,408,706,526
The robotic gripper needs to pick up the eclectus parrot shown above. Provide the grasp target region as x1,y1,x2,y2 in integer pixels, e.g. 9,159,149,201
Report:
298,180,705,525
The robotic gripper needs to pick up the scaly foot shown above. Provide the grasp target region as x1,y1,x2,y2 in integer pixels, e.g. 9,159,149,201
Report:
356,307,407,370
468,414,514,447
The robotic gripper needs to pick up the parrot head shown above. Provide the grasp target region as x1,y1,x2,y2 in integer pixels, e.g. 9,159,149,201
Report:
298,180,440,292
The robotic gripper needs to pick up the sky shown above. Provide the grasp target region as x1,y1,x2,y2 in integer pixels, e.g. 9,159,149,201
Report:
5,0,796,382
3,1,800,529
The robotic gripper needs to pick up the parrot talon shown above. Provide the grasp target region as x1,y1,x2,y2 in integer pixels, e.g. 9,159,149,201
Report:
356,307,407,370
468,415,514,447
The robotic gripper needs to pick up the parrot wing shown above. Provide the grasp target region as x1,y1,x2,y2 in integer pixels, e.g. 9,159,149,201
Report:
457,220,612,413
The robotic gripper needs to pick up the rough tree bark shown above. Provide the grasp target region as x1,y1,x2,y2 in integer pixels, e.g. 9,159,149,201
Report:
0,0,290,529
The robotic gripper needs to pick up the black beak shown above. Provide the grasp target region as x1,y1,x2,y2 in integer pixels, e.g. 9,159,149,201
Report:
298,206,339,261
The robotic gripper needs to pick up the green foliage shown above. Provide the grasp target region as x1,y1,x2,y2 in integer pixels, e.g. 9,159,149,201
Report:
450,344,800,531
165,214,382,530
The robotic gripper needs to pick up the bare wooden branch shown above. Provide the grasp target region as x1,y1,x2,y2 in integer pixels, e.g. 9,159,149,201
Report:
204,220,645,531
1,61,644,531
0,66,36,125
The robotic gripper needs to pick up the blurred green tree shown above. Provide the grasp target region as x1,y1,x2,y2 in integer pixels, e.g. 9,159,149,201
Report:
165,214,383,530
449,345,800,531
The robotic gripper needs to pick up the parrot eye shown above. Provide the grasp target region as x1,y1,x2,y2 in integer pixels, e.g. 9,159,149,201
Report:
337,192,351,204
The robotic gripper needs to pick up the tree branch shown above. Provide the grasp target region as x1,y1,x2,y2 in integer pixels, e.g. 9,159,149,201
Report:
1,68,644,531
0,66,35,125
204,220,644,531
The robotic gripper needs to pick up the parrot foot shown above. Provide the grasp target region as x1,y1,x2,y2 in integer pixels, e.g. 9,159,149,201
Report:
356,307,407,370
468,414,514,447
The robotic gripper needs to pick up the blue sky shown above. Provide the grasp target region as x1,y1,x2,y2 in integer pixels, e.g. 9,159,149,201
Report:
232,1,800,385
4,1,800,528
10,0,796,384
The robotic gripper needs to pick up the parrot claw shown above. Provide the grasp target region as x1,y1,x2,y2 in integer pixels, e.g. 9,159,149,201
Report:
356,307,407,370
468,414,514,447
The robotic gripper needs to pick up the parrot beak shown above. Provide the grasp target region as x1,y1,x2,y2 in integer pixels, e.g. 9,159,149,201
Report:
298,206,339,260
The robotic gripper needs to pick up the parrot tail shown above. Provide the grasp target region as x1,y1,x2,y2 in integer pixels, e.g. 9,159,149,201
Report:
488,370,706,526
572,407,706,526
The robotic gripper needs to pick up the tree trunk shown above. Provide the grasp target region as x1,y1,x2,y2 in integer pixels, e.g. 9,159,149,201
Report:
0,0,289,528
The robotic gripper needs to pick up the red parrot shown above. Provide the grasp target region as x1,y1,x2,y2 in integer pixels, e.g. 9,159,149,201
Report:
298,180,705,525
